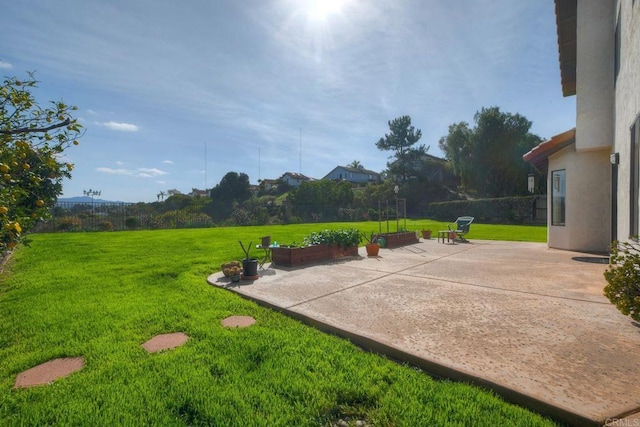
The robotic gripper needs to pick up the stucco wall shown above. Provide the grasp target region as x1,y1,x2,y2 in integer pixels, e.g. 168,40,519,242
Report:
575,0,614,152
613,0,640,240
547,145,610,253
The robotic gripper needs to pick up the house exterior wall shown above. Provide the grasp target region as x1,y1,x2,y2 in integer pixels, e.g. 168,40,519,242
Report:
281,174,308,187
547,145,611,252
575,0,614,152
323,166,380,183
613,0,640,240
545,0,613,252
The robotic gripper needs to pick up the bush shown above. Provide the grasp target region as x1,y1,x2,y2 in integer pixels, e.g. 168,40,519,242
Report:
57,217,81,231
125,217,140,230
97,221,113,231
428,196,538,224
604,241,640,321
184,213,215,228
302,228,361,248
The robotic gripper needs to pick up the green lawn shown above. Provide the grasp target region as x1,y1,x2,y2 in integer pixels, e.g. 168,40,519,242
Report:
0,222,554,426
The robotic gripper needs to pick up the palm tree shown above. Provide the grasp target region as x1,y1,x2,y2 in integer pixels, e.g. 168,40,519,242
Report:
157,191,166,201
348,160,363,169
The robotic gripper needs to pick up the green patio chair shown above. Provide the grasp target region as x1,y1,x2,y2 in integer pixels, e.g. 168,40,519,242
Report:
448,216,474,242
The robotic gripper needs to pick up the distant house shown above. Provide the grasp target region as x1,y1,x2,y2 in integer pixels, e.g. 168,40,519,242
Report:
523,0,639,252
259,178,278,191
280,172,314,187
189,188,209,198
322,165,381,184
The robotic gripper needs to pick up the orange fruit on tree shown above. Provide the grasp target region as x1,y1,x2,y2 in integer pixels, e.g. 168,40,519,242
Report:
35,200,45,207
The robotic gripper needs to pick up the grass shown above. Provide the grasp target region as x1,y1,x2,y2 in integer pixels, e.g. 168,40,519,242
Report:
0,222,554,426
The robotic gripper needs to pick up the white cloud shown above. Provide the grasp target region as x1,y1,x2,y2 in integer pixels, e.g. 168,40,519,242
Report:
0,60,12,69
115,161,125,166
97,167,130,175
96,121,139,132
97,167,168,178
137,168,168,178
162,160,174,165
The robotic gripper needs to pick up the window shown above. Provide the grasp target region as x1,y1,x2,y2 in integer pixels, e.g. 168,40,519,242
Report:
632,116,640,237
551,170,566,226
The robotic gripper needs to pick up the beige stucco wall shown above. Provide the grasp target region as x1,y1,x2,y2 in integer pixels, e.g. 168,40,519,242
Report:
547,0,614,252
547,145,611,253
613,0,640,240
575,0,614,152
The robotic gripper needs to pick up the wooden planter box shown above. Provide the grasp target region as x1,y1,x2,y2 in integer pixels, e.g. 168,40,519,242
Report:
271,244,359,267
377,231,419,249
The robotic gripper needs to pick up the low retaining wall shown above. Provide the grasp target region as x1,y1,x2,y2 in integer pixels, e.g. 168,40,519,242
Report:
271,244,358,267
377,232,419,249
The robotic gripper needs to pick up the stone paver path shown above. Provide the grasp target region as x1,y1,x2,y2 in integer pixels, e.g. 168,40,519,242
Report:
141,332,189,353
14,357,84,388
221,315,256,328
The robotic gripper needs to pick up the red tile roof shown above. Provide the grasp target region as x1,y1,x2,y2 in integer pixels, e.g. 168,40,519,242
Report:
523,128,576,173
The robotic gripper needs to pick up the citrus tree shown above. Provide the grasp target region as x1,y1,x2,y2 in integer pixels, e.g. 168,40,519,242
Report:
0,73,82,253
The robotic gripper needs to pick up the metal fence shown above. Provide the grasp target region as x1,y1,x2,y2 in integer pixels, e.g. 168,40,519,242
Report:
33,201,216,233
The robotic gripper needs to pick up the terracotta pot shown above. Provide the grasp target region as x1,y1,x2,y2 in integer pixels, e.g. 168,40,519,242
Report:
421,230,432,239
366,243,380,257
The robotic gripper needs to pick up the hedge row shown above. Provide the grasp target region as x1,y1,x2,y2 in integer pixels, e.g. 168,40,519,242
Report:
427,196,544,224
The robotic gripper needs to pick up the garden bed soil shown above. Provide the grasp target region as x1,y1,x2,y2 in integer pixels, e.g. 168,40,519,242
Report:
271,244,358,267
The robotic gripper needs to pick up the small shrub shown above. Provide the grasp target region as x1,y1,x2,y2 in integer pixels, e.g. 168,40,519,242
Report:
302,228,361,248
125,217,140,230
604,240,640,321
57,217,82,231
97,221,113,231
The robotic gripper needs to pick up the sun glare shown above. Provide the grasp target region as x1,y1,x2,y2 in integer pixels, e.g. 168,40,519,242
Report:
305,0,346,21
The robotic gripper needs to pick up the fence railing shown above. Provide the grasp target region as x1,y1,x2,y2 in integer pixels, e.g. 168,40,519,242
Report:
33,196,549,234
33,201,216,233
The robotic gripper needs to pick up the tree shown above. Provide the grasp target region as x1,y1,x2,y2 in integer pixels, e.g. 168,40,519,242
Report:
288,180,354,221
207,171,253,222
438,106,543,197
210,171,252,203
348,160,363,169
376,115,426,183
0,73,82,252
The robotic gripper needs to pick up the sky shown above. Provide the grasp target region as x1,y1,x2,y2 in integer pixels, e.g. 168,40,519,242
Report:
0,0,575,203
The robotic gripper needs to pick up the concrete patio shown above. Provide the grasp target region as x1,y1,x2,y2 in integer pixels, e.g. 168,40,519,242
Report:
207,239,640,426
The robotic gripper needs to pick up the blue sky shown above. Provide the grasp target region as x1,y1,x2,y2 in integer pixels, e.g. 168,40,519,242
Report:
1,0,574,203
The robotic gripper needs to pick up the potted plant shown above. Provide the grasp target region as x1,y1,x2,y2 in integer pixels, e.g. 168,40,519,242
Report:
421,229,432,239
221,261,243,282
363,232,381,257
238,241,258,278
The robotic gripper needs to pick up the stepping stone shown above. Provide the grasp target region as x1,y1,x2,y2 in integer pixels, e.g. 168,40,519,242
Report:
221,315,256,328
14,357,84,388
141,332,189,353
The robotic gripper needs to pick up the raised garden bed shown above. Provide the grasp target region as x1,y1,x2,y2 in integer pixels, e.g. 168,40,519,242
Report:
376,231,419,249
271,244,359,267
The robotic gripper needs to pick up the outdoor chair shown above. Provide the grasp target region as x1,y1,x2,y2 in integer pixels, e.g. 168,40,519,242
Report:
447,216,474,242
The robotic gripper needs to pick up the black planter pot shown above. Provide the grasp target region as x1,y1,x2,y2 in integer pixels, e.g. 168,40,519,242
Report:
242,258,258,277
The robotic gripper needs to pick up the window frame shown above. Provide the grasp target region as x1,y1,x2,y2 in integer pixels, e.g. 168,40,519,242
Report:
551,169,566,226
631,115,640,238
614,13,621,86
